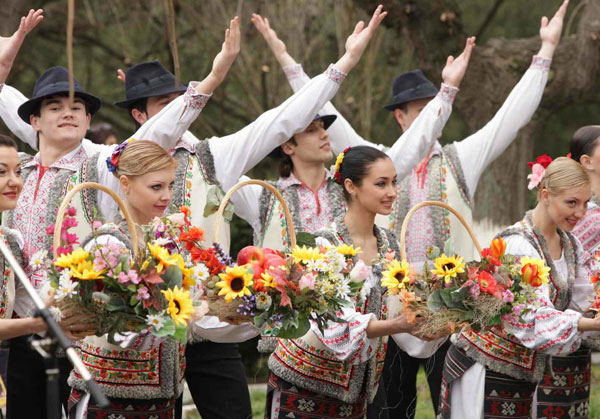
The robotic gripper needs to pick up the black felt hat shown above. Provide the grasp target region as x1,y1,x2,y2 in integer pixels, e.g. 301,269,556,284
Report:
17,66,102,124
383,70,438,111
268,114,337,159
115,60,187,108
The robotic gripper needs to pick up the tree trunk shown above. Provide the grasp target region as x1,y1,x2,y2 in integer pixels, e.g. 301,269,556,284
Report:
354,0,600,225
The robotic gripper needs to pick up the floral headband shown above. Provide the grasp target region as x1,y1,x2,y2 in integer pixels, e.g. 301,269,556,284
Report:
106,139,134,172
527,154,552,190
332,147,351,184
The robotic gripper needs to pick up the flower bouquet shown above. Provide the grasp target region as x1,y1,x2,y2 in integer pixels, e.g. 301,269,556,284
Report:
381,201,548,336
587,252,600,314
44,183,201,344
188,178,366,338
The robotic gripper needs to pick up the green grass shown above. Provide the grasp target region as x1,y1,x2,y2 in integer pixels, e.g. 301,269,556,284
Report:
186,366,600,418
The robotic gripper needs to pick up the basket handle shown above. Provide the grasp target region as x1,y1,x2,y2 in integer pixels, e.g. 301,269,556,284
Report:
212,179,297,249
53,182,139,259
399,200,482,260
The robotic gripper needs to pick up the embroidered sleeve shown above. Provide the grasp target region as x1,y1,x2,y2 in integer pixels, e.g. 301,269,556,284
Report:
530,56,552,72
325,65,347,85
183,85,211,110
437,83,458,104
283,64,303,81
310,307,378,364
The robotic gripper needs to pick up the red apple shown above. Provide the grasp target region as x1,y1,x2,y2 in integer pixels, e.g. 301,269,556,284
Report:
237,246,265,266
264,254,285,272
263,248,284,258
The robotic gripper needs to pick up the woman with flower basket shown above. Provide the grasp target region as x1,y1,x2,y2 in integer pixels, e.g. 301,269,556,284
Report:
266,146,434,418
439,157,600,419
63,140,201,418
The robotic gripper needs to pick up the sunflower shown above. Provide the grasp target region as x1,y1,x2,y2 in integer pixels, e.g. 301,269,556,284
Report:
55,247,90,269
147,242,183,273
432,254,465,283
161,285,194,326
216,265,254,303
291,245,324,265
520,256,550,287
71,260,105,280
336,244,362,258
381,260,411,292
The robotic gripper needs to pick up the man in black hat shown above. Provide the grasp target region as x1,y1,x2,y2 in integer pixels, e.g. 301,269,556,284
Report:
0,10,244,418
254,1,568,417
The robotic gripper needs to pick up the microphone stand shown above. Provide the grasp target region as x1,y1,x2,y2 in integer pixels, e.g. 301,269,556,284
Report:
0,240,109,417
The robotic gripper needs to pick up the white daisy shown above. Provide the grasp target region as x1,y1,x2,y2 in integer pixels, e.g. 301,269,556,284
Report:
146,314,166,331
29,250,49,271
55,276,78,301
191,264,210,282
48,306,63,323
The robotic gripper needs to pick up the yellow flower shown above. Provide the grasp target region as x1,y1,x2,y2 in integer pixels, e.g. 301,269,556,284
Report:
520,256,550,287
147,242,183,273
336,244,362,257
333,151,345,172
55,247,90,269
432,254,465,283
71,260,105,280
259,272,276,289
291,245,324,265
161,285,194,326
216,265,254,303
381,260,411,293
181,267,196,289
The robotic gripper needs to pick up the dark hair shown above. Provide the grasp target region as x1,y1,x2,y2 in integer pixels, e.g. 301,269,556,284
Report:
128,98,148,130
87,122,117,145
338,146,391,199
391,103,408,113
277,138,297,178
570,126,600,163
31,92,90,118
0,134,17,149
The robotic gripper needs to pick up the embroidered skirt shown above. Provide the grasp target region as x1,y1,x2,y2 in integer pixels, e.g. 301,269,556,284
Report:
68,388,176,419
438,344,537,418
265,373,367,419
535,348,591,419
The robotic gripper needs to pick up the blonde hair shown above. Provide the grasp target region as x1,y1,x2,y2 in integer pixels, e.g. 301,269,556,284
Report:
537,157,589,199
113,140,176,177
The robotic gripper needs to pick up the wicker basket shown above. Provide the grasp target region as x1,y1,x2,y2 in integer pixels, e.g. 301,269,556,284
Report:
207,179,297,324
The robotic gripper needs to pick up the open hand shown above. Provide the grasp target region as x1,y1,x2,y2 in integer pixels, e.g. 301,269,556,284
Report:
540,0,569,48
441,36,475,88
341,5,387,70
0,9,44,82
211,16,241,82
251,14,287,58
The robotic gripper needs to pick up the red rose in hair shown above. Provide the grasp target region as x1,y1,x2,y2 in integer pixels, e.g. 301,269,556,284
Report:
528,154,552,169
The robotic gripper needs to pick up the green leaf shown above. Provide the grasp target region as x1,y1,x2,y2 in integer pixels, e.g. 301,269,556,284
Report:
427,290,445,311
275,317,311,339
106,297,128,312
172,324,188,344
162,265,182,288
152,318,176,337
127,284,137,293
295,232,316,248
253,311,269,328
444,237,455,256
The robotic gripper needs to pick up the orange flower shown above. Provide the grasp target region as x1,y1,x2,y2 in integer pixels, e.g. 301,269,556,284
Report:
592,274,600,284
490,238,506,259
478,271,497,295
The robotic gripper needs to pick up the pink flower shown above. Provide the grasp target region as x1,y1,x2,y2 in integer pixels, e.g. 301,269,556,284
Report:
167,213,186,227
527,163,545,190
349,260,369,283
46,225,55,235
63,217,78,228
298,274,315,290
384,250,396,261
118,271,130,284
136,286,150,300
65,207,77,217
469,283,480,298
92,220,103,230
502,289,514,303
513,303,525,316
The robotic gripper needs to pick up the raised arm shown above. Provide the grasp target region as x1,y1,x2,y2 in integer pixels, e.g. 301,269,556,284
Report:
0,9,44,149
209,6,388,191
453,0,569,198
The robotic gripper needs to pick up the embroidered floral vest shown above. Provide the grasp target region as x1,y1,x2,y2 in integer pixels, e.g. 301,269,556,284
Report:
3,152,99,259
377,144,477,262
455,214,577,382
0,229,24,322
256,180,345,252
68,225,186,399
268,223,396,404
171,141,230,251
